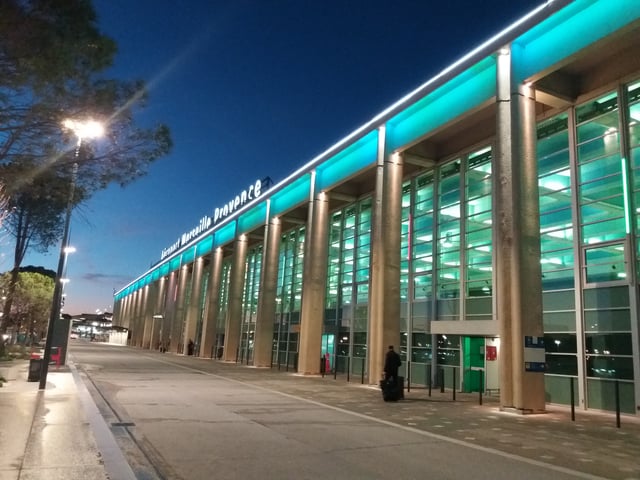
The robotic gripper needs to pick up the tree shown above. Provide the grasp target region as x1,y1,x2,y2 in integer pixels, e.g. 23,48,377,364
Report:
0,270,55,343
0,0,173,335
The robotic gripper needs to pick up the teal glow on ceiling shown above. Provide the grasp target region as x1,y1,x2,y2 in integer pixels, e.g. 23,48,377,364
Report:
238,201,268,235
513,0,640,83
316,130,378,191
214,221,237,248
386,56,496,151
270,174,311,217
196,234,213,257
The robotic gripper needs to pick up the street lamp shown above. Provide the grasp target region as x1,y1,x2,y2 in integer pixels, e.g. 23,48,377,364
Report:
39,119,104,390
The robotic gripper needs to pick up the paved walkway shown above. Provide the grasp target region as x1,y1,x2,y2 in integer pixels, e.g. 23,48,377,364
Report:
2,348,640,480
0,360,134,480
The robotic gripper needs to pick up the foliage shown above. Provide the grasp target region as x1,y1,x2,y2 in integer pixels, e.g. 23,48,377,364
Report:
0,271,54,339
0,0,173,330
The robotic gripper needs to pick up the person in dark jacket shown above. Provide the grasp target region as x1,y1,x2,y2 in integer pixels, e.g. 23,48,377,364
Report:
384,345,401,381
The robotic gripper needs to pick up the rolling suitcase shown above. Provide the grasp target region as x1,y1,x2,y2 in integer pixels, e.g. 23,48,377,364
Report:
380,376,404,401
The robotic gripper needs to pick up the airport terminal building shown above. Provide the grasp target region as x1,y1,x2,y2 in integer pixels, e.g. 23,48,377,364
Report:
114,0,640,415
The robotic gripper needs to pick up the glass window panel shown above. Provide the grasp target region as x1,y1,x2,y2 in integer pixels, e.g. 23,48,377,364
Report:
538,149,570,177
585,333,632,355
466,227,491,247
579,173,623,202
467,178,492,201
543,290,575,310
466,209,492,226
585,309,631,331
413,241,433,257
575,92,617,125
586,356,633,380
577,136,620,164
545,333,577,353
541,268,576,290
578,155,622,184
545,354,578,375
576,109,619,143
537,113,568,142
467,280,492,297
539,192,572,213
356,285,369,303
466,248,492,266
414,275,432,299
543,311,576,332
581,217,626,244
584,285,629,309
540,208,572,230
413,256,433,274
540,229,574,250
584,244,626,283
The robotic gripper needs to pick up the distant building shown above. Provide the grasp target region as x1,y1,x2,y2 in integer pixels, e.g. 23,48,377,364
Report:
113,0,640,415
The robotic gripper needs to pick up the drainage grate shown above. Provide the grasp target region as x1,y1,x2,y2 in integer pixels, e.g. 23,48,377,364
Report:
111,422,135,427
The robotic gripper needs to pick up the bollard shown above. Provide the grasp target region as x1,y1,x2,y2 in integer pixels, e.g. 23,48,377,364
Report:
440,368,445,393
320,357,325,377
479,370,483,406
452,368,456,401
407,361,411,393
334,359,338,379
428,368,432,397
361,357,365,384
570,377,575,422
347,357,351,382
615,379,621,428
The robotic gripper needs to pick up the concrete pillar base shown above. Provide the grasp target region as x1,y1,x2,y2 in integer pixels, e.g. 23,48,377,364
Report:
500,406,548,415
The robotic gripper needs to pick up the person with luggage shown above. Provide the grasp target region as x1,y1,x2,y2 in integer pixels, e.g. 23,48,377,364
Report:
384,345,401,381
381,345,403,401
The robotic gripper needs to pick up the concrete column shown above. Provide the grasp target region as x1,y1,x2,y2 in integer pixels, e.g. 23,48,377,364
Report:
131,290,143,346
141,284,154,348
223,235,248,362
144,279,162,350
118,295,130,330
495,45,545,413
170,264,190,354
161,272,176,350
298,189,330,374
254,216,282,367
113,297,122,327
369,132,403,384
150,277,166,350
138,287,149,347
200,248,224,358
369,126,385,383
183,256,204,355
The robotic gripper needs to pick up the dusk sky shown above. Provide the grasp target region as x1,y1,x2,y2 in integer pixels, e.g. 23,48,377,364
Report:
19,0,543,315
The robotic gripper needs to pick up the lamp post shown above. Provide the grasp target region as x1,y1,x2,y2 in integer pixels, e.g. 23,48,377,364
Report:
39,119,103,390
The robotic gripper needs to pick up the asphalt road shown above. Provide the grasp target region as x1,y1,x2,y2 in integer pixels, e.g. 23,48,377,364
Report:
69,341,638,480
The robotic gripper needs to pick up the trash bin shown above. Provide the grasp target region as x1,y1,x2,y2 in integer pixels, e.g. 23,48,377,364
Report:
28,358,42,382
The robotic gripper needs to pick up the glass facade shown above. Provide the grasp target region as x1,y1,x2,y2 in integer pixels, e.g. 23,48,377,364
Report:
539,85,637,413
273,228,305,369
215,259,232,359
325,200,372,377
239,247,262,364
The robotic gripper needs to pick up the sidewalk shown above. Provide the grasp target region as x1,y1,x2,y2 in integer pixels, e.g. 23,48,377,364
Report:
0,360,134,480
2,351,640,480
